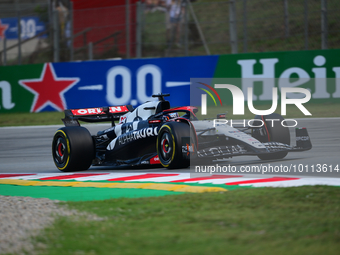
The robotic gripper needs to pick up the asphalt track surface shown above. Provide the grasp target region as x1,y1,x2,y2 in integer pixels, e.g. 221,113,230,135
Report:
0,118,339,179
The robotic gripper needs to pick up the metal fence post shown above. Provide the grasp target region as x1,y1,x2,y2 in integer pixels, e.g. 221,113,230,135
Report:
184,0,189,56
126,0,130,59
187,0,210,55
88,42,93,60
136,1,142,58
229,0,238,54
243,0,247,53
70,1,74,61
141,2,145,31
53,10,60,62
284,0,289,38
304,0,309,50
321,0,328,49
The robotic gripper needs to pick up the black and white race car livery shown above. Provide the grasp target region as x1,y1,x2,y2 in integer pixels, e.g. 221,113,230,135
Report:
52,94,312,171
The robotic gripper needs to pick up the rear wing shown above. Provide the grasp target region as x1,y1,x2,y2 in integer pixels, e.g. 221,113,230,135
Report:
62,105,134,127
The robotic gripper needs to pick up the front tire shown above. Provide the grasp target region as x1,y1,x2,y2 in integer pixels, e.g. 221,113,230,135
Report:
52,127,94,172
255,113,290,160
157,122,191,169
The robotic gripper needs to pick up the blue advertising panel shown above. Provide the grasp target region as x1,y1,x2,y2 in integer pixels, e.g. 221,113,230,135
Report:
51,56,219,110
0,17,46,39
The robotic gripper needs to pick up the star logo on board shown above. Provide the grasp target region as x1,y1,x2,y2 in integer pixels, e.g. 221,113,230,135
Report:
19,63,80,112
0,20,9,39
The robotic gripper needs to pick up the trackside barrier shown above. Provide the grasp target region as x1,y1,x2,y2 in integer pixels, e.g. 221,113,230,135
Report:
0,49,339,113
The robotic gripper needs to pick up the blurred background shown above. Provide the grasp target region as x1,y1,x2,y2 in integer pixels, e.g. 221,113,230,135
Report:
0,0,339,65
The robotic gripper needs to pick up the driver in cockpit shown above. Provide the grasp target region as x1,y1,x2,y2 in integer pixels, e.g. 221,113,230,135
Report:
163,112,179,121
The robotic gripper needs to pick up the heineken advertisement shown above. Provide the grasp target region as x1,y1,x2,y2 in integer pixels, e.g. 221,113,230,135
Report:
0,49,339,113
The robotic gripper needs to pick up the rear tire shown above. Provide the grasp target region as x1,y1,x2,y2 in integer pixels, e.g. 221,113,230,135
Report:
255,113,290,160
157,122,191,169
52,127,94,172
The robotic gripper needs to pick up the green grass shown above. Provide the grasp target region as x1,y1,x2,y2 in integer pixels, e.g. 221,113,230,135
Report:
0,111,65,127
1,102,338,127
33,186,340,255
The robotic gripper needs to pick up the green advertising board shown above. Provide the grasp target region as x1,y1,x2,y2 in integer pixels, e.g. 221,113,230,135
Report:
213,49,340,105
0,64,44,113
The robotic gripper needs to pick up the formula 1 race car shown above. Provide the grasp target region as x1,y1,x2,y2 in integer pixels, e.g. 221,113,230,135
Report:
52,94,312,172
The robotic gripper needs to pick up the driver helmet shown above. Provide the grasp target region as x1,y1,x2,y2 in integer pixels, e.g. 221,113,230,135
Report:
163,112,179,120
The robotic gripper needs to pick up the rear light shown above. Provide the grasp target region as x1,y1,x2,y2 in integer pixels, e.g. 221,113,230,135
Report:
148,120,162,124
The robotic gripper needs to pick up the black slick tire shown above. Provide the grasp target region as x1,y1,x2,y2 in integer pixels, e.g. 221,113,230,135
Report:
255,113,290,160
52,126,94,172
157,122,190,169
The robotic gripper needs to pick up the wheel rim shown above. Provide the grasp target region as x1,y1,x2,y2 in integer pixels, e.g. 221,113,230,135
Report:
160,132,172,162
57,140,64,158
53,136,68,166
